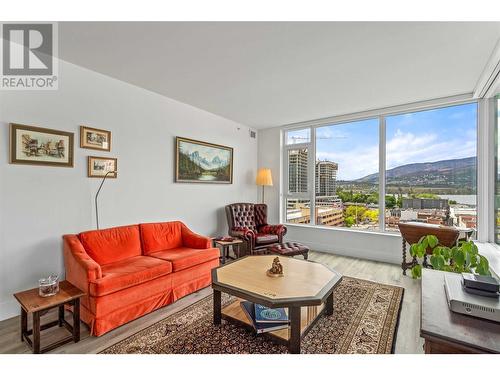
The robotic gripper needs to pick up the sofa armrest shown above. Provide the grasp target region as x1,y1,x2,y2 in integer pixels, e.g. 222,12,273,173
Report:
181,224,212,249
63,235,102,295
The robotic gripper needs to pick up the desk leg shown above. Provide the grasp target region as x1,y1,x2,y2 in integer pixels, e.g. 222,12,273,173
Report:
73,299,80,343
402,239,407,275
221,245,226,264
289,307,301,354
32,311,40,354
20,307,27,342
326,292,334,316
58,305,64,327
213,290,221,325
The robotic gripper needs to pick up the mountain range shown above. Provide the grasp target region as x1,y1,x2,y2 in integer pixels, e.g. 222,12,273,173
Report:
356,156,476,188
187,151,228,171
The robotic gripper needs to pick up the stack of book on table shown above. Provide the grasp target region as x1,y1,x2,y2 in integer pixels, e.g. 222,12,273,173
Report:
240,301,290,334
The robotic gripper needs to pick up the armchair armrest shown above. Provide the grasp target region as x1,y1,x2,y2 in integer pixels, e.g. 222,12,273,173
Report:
181,224,212,249
63,235,102,296
259,224,287,242
230,227,256,249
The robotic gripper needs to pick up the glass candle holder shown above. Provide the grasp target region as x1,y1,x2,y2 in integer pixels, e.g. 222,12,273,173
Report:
38,274,59,297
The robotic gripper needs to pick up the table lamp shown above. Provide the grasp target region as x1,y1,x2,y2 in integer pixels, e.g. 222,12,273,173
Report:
256,168,273,204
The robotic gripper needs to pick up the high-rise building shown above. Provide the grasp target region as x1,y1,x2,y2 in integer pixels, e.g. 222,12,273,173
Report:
288,149,308,193
315,160,338,196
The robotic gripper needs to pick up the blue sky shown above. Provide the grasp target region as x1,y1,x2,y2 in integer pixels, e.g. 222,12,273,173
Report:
314,103,477,181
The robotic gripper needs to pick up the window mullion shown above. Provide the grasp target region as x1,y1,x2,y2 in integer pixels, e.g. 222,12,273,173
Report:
310,127,316,225
379,116,386,232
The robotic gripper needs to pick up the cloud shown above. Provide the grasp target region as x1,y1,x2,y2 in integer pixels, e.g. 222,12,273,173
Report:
316,128,476,181
316,144,379,180
386,129,476,169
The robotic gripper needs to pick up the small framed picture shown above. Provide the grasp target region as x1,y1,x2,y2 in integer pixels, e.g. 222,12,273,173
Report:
88,156,117,178
10,123,74,167
80,126,111,151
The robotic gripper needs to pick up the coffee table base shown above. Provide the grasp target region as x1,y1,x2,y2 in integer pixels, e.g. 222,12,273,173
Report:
217,293,334,354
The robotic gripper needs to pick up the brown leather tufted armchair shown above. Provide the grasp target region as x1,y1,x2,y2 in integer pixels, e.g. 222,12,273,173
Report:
225,203,287,255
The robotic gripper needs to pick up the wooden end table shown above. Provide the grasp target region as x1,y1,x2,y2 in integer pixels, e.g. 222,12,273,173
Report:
213,238,244,264
212,255,342,354
13,280,85,354
420,269,500,353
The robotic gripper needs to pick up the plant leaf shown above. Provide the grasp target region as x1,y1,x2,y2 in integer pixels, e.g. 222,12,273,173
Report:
427,235,438,248
454,248,465,268
411,264,422,279
430,254,445,270
410,244,419,257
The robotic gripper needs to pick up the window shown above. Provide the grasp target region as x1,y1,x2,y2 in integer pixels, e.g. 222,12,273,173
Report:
286,128,310,145
495,96,500,244
385,103,477,234
282,101,479,234
284,130,312,224
315,119,379,231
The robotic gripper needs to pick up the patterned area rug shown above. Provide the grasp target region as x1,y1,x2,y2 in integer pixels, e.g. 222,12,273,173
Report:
101,277,404,354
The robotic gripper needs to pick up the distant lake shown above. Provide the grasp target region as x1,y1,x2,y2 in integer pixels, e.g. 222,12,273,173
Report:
440,195,476,206
399,194,476,205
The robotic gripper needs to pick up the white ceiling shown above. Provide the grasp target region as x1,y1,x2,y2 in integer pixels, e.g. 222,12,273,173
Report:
59,22,500,129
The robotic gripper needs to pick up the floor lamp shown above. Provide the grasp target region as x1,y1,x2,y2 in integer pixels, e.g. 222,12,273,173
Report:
95,170,117,229
256,168,273,204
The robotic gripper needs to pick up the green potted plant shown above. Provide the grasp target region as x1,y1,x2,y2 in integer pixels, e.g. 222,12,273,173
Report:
409,234,491,279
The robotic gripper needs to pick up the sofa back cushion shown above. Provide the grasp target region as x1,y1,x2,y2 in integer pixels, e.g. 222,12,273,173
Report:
79,225,142,265
140,221,183,254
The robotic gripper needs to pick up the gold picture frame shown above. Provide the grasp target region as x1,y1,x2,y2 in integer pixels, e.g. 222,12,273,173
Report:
88,156,117,178
80,126,111,151
175,137,233,184
9,123,74,167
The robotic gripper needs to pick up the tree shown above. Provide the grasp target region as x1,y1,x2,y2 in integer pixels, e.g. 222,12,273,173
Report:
385,195,397,209
344,216,355,227
345,205,367,223
362,209,379,223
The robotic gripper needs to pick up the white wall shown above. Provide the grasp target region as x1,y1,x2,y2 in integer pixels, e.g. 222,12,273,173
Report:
0,60,257,320
257,127,403,265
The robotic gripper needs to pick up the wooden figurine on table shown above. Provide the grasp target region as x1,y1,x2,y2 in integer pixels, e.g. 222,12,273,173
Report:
267,257,284,277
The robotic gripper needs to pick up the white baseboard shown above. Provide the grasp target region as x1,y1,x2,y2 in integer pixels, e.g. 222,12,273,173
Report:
288,238,402,265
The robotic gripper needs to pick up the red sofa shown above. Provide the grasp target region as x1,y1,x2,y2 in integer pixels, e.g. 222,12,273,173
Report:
63,221,219,336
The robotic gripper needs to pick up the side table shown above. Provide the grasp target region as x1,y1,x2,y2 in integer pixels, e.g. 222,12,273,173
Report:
213,238,244,264
13,280,85,354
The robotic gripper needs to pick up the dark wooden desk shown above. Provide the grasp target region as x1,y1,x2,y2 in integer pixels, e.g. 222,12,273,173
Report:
420,269,500,353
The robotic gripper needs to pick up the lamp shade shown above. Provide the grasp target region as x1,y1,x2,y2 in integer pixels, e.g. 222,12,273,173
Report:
256,168,273,186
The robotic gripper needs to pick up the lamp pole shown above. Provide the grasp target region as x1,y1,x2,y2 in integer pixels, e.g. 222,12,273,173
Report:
95,171,116,229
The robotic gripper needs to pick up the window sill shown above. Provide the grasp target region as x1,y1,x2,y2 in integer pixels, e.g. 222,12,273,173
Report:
282,223,402,237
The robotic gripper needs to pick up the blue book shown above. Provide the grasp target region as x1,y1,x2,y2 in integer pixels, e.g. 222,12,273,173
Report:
240,301,289,334
254,303,289,323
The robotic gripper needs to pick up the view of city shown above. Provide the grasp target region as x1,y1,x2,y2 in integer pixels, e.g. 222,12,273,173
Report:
286,103,478,235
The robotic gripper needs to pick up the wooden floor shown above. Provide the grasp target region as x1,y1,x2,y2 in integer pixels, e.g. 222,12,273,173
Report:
0,251,423,354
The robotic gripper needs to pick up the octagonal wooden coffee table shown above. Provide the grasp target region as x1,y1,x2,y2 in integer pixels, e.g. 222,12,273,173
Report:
211,255,342,354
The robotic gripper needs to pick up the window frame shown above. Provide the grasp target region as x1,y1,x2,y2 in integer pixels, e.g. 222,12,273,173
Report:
281,95,480,234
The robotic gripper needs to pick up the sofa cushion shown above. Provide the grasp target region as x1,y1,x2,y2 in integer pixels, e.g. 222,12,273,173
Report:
149,247,220,272
140,222,184,255
89,255,172,297
79,225,142,265
255,233,279,245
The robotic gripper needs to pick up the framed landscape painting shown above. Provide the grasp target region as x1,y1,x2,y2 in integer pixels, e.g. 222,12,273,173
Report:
175,137,233,184
80,126,111,151
88,156,117,178
10,123,74,167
